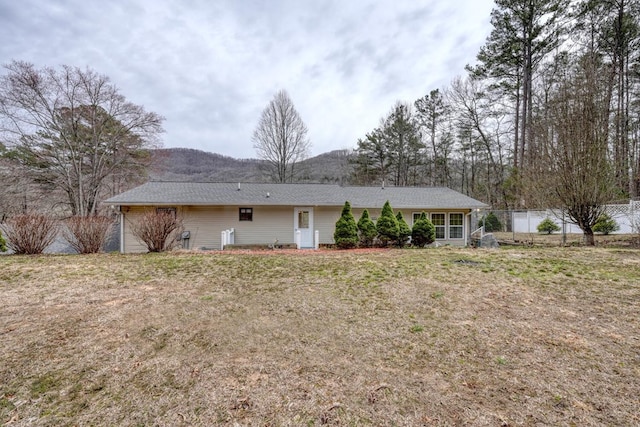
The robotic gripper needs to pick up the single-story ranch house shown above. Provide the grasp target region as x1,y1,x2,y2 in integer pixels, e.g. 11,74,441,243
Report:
105,182,489,253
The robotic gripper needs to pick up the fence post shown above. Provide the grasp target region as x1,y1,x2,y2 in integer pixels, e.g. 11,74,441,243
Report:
314,230,319,250
295,230,301,249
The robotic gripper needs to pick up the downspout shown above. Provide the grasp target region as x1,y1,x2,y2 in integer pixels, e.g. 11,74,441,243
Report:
465,212,471,246
120,209,125,254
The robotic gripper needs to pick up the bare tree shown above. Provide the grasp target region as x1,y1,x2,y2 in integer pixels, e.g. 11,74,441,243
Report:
0,61,164,216
530,52,616,246
447,76,511,208
253,90,310,183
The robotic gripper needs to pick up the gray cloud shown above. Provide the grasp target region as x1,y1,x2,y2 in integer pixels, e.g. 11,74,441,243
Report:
0,0,494,158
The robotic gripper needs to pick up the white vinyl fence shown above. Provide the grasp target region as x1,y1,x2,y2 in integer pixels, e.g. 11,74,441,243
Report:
510,201,640,234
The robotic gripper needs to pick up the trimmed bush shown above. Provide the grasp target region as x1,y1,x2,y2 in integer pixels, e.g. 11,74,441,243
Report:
334,201,358,249
130,209,183,252
376,200,399,247
395,211,411,247
1,214,58,254
411,212,435,247
593,213,619,235
64,216,113,254
357,209,377,248
478,211,502,232
537,217,561,234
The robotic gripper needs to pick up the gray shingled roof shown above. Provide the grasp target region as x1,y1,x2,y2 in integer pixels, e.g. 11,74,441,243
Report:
104,182,489,210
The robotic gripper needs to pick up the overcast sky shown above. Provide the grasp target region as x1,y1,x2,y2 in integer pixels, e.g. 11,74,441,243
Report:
0,0,495,159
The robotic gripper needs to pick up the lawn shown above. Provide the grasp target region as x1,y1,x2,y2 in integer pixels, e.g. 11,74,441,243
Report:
1,247,639,426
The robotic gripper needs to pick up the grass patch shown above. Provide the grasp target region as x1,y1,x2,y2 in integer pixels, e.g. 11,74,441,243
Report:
1,248,639,425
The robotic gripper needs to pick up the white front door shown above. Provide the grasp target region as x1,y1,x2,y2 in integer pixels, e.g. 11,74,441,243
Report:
294,207,314,248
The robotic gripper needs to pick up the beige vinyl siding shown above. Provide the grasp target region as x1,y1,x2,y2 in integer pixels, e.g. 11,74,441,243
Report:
180,205,294,248
233,206,293,245
121,206,162,253
181,206,231,249
313,206,341,244
121,206,220,253
121,205,296,252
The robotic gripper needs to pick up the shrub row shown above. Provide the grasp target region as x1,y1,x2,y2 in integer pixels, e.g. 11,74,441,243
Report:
333,200,436,249
0,214,113,255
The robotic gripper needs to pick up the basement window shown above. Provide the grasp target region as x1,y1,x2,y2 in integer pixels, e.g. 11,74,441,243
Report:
239,207,253,221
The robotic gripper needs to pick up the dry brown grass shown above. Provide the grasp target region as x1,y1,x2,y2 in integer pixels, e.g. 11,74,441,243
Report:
1,247,639,426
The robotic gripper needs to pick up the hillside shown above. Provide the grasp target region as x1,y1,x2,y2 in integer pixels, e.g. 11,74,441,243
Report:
150,147,355,183
149,148,264,182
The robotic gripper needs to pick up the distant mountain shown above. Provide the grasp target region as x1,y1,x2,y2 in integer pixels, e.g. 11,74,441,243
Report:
150,148,264,182
150,148,355,183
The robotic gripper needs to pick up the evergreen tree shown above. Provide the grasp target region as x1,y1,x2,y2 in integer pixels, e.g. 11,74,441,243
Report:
0,229,6,252
472,0,569,202
412,212,436,247
395,211,411,247
383,102,424,186
334,201,358,249
478,212,503,232
593,213,620,235
537,217,561,234
352,128,390,186
414,89,452,186
351,102,423,186
357,209,377,248
376,200,399,247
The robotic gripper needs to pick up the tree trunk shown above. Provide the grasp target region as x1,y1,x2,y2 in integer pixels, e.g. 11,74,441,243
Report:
583,227,595,246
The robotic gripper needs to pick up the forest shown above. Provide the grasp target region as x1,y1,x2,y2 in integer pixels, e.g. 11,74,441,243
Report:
351,0,639,211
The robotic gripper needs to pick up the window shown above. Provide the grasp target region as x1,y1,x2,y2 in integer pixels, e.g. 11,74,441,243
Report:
412,212,422,225
298,210,309,228
239,207,253,221
449,213,464,239
431,213,445,239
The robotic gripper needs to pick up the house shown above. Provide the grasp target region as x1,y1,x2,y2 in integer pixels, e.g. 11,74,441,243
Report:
104,182,489,252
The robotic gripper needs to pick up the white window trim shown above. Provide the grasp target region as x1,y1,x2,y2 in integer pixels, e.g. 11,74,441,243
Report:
448,213,464,240
431,212,446,240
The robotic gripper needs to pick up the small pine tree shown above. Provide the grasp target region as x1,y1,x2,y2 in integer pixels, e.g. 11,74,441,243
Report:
357,209,377,248
412,212,435,247
334,201,358,249
593,213,619,235
0,229,6,252
478,211,502,232
395,211,411,247
376,200,399,247
537,217,561,234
